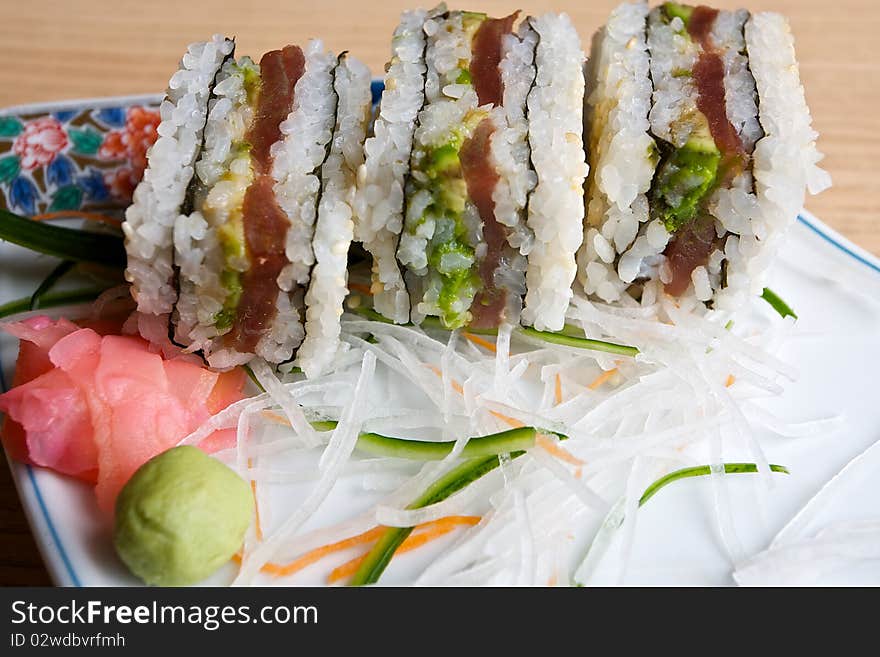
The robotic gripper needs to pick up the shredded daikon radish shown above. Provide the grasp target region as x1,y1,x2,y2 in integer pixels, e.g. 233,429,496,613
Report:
179,377,352,448
440,330,459,430
236,405,257,554
154,252,820,587
513,488,536,586
234,351,376,584
375,465,504,527
573,498,625,585
613,457,646,584
529,449,607,513
493,323,513,399
742,403,843,439
707,429,748,565
770,437,880,550
251,359,321,448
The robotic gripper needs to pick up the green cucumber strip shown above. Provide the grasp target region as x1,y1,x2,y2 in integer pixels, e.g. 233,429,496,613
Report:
356,426,538,461
760,288,797,320
349,454,506,586
347,306,639,357
0,287,105,320
571,461,790,586
350,458,788,586
0,209,126,268
638,462,789,507
518,326,639,357
29,260,75,310
305,420,541,462
347,426,562,585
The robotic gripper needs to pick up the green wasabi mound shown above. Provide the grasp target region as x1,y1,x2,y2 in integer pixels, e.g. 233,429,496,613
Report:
113,446,253,586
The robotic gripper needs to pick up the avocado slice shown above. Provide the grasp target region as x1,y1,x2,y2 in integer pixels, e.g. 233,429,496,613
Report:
427,144,461,179
662,2,694,25
214,270,243,331
236,57,261,107
461,11,488,35
403,103,492,329
429,240,479,327
650,115,721,234
456,69,473,85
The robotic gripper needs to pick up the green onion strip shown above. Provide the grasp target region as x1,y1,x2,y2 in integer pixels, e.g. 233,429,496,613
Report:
29,260,76,310
347,306,640,358
0,209,125,268
761,287,798,320
344,445,789,585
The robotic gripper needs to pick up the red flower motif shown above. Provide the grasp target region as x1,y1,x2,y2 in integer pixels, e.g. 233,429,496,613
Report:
99,106,160,200
12,117,68,170
104,167,138,201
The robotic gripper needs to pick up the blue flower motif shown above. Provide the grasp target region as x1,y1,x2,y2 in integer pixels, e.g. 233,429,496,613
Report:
10,175,38,215
46,153,76,187
52,110,78,123
78,168,109,202
94,107,127,128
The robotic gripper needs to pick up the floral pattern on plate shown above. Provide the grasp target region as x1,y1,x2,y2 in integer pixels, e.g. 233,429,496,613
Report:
0,102,160,216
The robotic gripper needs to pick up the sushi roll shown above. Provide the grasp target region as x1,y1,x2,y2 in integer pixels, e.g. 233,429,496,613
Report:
123,35,235,316
578,1,830,310
357,5,588,332
125,38,371,375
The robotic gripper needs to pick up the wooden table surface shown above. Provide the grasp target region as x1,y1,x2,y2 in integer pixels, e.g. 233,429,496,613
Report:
0,0,877,586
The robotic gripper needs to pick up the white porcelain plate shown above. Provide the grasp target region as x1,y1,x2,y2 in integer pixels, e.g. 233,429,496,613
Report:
2,96,879,587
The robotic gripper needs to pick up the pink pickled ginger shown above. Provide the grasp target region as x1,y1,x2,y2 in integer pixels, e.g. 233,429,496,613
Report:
0,316,247,512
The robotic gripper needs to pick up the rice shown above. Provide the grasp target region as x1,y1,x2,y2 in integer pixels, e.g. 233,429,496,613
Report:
273,40,339,294
297,55,372,378
485,21,540,323
353,8,430,323
493,23,538,255
712,9,763,153
123,35,234,316
174,56,255,351
577,1,655,303
712,11,831,311
520,13,588,332
398,9,485,326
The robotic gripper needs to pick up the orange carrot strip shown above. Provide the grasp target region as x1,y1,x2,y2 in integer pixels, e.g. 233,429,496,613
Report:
348,282,373,296
31,211,122,227
248,457,263,542
426,364,464,395
587,367,618,391
327,516,480,584
536,433,584,466
490,410,524,428
555,373,563,405
261,409,291,426
233,526,388,578
725,374,735,387
232,516,481,581
463,332,497,353
268,526,389,577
